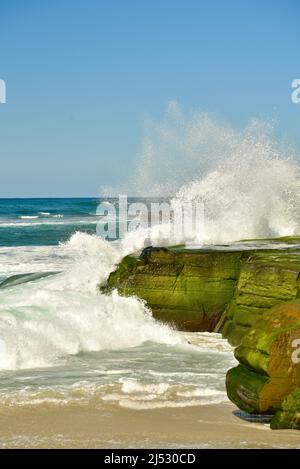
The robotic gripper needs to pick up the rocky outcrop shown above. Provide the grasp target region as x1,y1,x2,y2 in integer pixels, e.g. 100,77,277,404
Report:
103,238,300,429
226,301,300,415
222,250,300,345
271,388,300,429
103,241,300,340
103,246,242,331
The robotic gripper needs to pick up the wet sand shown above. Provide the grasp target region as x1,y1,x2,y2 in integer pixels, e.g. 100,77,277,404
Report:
0,401,300,449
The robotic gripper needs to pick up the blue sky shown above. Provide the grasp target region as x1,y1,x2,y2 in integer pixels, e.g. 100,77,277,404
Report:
0,0,299,197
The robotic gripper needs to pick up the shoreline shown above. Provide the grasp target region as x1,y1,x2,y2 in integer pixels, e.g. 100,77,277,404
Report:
1,401,300,449
1,233,300,444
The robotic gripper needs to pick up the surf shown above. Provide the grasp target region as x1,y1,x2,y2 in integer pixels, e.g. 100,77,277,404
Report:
122,102,300,245
0,232,181,370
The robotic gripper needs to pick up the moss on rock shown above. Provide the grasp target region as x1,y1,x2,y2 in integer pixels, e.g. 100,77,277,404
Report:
103,239,300,423
271,388,300,429
226,301,300,414
103,246,242,331
104,243,300,339
223,250,300,345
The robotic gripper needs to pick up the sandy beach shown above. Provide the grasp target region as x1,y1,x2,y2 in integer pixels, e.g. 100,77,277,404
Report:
1,401,300,449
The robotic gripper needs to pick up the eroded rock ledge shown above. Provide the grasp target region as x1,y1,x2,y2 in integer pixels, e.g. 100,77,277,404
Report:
102,237,300,429
226,301,300,428
103,246,241,332
103,239,300,345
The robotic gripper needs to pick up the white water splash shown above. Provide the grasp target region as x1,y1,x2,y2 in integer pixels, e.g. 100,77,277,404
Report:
0,232,181,370
1,103,300,370
115,102,300,245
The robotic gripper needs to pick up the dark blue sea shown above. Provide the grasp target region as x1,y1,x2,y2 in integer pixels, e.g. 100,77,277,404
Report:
0,198,102,247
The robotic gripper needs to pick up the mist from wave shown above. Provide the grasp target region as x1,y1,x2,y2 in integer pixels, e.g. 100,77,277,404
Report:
113,102,300,246
2,104,299,410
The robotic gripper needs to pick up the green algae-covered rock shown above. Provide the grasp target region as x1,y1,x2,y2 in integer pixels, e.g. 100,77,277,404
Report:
102,239,300,424
226,301,300,414
104,243,300,335
271,388,300,429
223,250,300,345
103,246,242,331
226,364,270,414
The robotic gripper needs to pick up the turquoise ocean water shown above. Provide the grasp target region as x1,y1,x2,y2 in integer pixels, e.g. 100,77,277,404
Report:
0,198,104,247
0,198,235,435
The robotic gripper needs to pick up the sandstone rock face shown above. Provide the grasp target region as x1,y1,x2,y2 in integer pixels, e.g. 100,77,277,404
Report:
226,301,300,414
104,243,300,341
271,388,300,429
223,250,300,345
104,240,300,428
103,246,242,331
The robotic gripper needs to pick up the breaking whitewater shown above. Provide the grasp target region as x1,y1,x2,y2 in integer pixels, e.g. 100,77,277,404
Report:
0,105,300,448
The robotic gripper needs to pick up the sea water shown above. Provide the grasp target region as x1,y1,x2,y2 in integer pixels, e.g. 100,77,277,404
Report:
1,109,300,446
0,199,236,416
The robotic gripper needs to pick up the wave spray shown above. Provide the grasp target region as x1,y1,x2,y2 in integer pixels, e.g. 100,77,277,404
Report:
130,102,300,244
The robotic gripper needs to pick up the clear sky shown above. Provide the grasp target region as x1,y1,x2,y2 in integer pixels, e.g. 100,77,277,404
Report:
0,0,299,197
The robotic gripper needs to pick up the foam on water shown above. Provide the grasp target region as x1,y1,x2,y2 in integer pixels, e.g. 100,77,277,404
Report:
0,226,234,408
1,104,300,410
0,332,235,409
0,246,71,278
0,232,181,370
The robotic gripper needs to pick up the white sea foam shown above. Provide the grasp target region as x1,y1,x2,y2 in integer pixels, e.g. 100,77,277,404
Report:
3,103,298,400
0,219,98,228
112,102,300,246
0,376,229,409
0,287,180,370
0,246,68,277
25,212,64,218
0,232,181,370
0,221,66,227
120,379,170,395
